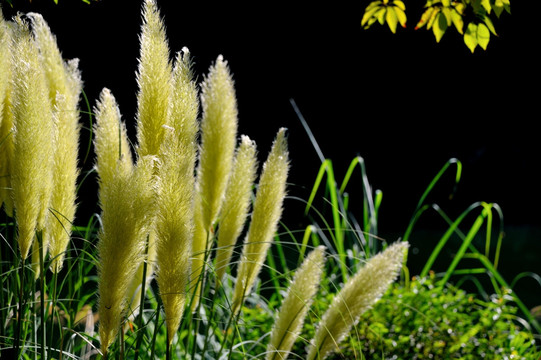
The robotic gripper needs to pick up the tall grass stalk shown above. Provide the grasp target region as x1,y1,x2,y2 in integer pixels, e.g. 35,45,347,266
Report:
231,128,289,316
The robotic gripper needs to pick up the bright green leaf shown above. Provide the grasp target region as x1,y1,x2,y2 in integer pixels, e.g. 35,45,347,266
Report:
477,22,490,49
464,23,479,52
433,12,448,42
386,7,398,33
482,15,498,35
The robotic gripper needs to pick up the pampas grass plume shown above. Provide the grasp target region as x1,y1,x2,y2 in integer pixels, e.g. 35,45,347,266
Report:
154,48,198,345
10,16,54,260
135,0,172,158
266,246,326,360
231,127,289,315
97,156,156,354
306,241,408,360
93,88,133,185
215,135,257,285
190,55,238,307
196,54,238,231
0,10,14,216
28,13,82,272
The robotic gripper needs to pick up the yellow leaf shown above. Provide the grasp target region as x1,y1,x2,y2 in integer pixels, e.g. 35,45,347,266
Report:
481,0,491,13
441,7,453,24
394,5,407,28
376,7,387,25
426,7,440,30
451,9,464,34
362,3,383,27
386,7,398,33
454,2,466,14
393,0,406,11
415,7,435,30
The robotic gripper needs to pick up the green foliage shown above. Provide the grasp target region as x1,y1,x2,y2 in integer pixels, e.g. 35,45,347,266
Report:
354,275,540,359
361,0,511,52
291,274,540,359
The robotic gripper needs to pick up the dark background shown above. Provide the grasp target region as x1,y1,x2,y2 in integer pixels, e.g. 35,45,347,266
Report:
3,0,541,300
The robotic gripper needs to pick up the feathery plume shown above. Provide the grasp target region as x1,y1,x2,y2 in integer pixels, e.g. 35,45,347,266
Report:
215,135,257,285
135,0,172,158
266,246,326,360
0,11,14,216
28,13,83,273
153,48,199,344
190,55,238,307
306,241,408,360
196,54,238,231
10,16,54,260
231,128,289,315
46,93,81,273
27,13,80,107
94,87,140,353
93,88,134,186
97,156,156,354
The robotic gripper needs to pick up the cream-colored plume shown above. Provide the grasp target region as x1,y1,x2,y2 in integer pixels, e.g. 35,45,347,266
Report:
231,128,289,315
28,13,83,273
0,10,14,216
135,0,172,158
97,156,156,354
10,16,54,260
196,54,238,231
306,241,408,360
93,88,134,185
190,55,238,308
266,246,326,360
215,135,257,285
154,48,199,345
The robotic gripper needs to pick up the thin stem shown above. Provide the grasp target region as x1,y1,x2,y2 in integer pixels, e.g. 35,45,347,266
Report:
119,324,125,360
134,240,149,360
15,256,26,357
166,330,171,360
37,231,46,360
149,296,163,360
48,271,58,360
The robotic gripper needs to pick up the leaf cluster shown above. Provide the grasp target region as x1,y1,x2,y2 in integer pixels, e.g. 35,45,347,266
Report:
334,275,540,359
362,0,511,52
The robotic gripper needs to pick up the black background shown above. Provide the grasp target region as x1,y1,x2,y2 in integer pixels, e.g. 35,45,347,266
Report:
3,1,541,294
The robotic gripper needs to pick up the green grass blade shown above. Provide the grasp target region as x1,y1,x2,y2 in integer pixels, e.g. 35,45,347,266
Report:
420,202,484,278
439,202,492,285
404,158,462,241
461,252,541,334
